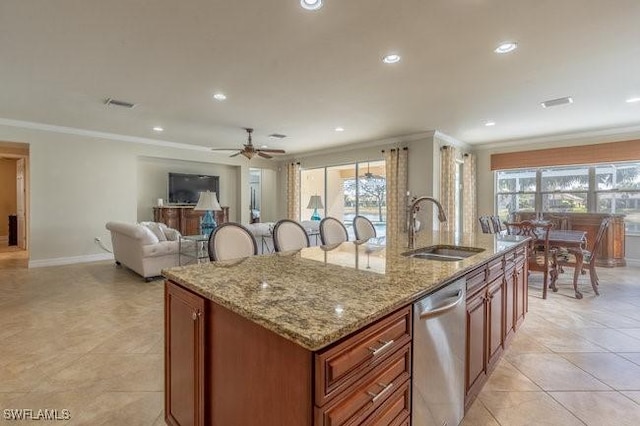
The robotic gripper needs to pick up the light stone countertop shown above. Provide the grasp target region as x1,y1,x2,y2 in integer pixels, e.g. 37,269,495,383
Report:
162,231,528,351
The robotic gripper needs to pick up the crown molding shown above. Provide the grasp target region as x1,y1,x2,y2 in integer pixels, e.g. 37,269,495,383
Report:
475,123,640,151
0,117,212,152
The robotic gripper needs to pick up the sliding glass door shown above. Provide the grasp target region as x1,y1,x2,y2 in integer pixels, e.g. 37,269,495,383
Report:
300,160,386,240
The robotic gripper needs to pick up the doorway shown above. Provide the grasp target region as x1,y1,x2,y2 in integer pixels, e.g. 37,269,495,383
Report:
0,142,29,267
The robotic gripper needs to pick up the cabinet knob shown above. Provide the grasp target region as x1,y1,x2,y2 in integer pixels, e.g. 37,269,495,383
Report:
192,311,198,321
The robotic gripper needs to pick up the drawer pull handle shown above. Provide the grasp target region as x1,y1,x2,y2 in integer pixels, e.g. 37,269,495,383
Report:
368,339,394,356
367,382,394,403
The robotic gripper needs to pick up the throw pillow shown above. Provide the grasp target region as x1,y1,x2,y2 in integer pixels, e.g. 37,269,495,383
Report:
141,222,167,241
163,227,182,241
139,225,160,245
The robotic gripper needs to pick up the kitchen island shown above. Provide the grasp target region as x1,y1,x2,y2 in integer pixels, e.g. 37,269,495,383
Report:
162,231,529,426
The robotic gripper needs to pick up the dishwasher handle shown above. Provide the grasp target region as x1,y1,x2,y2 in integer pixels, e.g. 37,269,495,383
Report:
418,290,464,320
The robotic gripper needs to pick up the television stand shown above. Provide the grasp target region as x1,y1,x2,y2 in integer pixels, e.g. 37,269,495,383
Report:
153,205,229,236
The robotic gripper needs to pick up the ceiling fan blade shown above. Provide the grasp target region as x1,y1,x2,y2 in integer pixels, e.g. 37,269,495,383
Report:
229,151,242,157
257,149,285,154
212,148,239,151
257,151,273,159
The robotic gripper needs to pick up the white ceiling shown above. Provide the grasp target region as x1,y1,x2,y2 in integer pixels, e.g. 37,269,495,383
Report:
1,0,639,154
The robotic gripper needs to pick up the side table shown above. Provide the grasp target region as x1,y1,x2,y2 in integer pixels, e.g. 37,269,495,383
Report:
179,234,210,265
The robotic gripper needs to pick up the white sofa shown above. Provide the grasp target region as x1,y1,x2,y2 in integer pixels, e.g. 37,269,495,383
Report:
105,221,182,281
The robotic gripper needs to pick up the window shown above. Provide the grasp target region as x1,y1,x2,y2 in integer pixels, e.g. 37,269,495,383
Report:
495,161,640,234
300,161,386,239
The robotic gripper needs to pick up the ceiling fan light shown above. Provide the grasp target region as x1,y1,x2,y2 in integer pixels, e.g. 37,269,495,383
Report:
300,0,322,11
241,151,254,159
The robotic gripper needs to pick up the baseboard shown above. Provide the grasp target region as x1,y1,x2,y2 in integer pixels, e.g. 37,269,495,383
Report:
625,258,640,268
29,253,115,268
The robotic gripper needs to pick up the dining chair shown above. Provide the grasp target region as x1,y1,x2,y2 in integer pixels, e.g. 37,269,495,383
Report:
558,217,612,296
353,215,376,241
320,217,349,245
490,216,504,234
208,222,258,261
478,216,494,234
506,220,559,299
273,219,309,252
547,214,571,230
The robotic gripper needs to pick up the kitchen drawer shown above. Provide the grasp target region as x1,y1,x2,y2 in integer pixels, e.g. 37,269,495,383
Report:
315,307,411,406
362,378,410,426
465,266,486,296
487,256,504,282
314,344,411,426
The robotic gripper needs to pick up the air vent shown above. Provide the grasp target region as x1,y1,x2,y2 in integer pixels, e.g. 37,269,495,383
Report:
105,97,137,109
541,96,573,108
268,133,287,139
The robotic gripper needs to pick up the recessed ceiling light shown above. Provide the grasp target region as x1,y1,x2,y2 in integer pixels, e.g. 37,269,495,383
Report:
626,97,640,103
213,93,227,101
382,54,401,64
152,126,164,132
494,41,518,54
485,121,496,127
261,145,268,148
541,96,573,108
300,0,322,10
335,127,345,132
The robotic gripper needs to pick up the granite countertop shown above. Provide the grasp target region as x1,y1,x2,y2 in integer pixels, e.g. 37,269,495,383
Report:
162,231,528,351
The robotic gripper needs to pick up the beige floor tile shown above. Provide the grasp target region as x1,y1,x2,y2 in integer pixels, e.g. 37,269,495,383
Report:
483,359,541,392
505,333,553,354
571,328,640,352
550,391,640,426
619,328,640,340
33,353,163,393
621,391,640,404
461,398,500,426
619,352,640,366
89,324,163,354
65,391,163,426
479,391,585,426
561,353,640,390
505,353,610,391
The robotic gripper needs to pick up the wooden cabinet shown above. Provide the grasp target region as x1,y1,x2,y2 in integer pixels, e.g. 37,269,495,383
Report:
154,206,229,236
464,249,528,410
515,212,625,267
165,281,411,426
165,282,205,426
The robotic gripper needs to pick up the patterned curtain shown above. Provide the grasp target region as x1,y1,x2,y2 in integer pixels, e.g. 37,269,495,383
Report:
287,162,300,220
384,148,409,240
439,146,458,233
462,153,477,233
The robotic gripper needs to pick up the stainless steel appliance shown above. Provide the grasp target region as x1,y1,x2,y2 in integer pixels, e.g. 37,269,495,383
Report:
412,279,466,426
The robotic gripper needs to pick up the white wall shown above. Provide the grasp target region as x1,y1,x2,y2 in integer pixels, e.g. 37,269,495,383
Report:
0,123,277,265
137,157,240,222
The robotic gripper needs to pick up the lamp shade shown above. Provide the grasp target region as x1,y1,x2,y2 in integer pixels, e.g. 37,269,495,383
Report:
194,191,222,211
306,195,324,209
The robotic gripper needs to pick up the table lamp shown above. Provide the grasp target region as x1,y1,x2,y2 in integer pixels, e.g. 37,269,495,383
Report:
306,195,324,221
194,191,222,236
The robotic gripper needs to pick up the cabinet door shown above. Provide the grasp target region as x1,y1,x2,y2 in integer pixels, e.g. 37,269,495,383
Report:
182,208,204,236
487,278,504,368
466,290,486,397
503,268,516,344
159,207,181,231
165,281,205,426
514,260,528,327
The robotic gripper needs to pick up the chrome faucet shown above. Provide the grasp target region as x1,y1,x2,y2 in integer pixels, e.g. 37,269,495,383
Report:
407,196,448,249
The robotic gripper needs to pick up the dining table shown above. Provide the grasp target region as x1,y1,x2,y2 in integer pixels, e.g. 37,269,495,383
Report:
542,229,590,299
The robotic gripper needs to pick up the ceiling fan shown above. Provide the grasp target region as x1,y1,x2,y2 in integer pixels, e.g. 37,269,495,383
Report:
212,128,286,159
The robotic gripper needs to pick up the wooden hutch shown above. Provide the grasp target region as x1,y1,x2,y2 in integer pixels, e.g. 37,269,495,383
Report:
154,205,229,236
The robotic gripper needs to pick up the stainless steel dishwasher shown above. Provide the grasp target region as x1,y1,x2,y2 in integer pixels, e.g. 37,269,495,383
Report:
412,278,466,426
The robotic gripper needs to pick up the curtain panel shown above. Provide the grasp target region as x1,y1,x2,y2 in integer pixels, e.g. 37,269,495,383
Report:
286,162,300,221
439,146,458,233
462,153,477,234
384,148,409,239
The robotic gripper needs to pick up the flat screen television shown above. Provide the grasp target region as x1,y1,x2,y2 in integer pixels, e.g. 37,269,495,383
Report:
168,173,220,204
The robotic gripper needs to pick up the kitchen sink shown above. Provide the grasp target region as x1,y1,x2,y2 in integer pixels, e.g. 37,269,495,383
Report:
402,245,485,262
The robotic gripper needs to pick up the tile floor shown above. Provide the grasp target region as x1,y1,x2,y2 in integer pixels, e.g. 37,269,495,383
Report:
1,247,639,425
